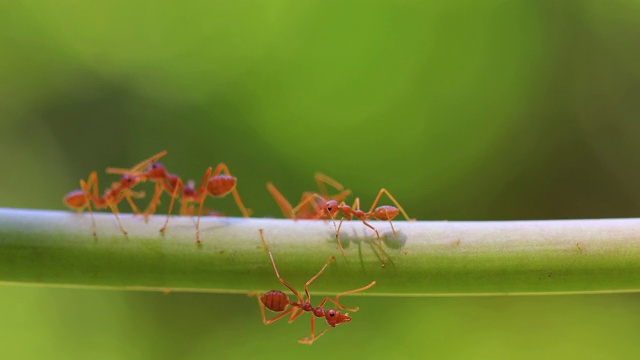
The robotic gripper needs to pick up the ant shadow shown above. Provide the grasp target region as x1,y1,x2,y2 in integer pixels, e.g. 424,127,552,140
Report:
158,215,234,247
325,229,409,268
382,230,408,250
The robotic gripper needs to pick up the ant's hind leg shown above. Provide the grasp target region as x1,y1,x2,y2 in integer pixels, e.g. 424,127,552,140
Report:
80,178,97,236
317,281,376,312
160,178,183,233
106,200,128,236
369,188,414,221
302,256,336,301
267,182,293,219
211,163,251,218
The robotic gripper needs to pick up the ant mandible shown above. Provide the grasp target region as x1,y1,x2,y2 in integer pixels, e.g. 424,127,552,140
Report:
293,188,413,267
251,229,375,345
267,173,352,219
63,151,167,236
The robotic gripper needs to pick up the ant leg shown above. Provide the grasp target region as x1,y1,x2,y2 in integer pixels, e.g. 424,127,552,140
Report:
351,197,361,211
211,163,251,218
127,189,146,199
84,172,102,206
368,188,414,221
258,229,303,302
104,167,129,175
105,151,168,176
335,218,347,256
128,150,168,173
292,193,327,220
160,178,184,233
230,187,251,218
179,199,189,215
302,256,336,302
105,199,127,236
350,197,389,264
314,172,345,197
123,190,144,215
142,182,165,220
299,317,334,345
317,281,376,312
83,172,106,236
330,189,352,203
80,178,97,236
288,307,305,323
193,167,213,243
261,307,297,325
266,182,293,218
380,208,409,255
359,219,387,268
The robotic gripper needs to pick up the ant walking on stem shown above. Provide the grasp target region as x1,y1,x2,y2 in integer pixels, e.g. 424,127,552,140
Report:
63,151,167,236
109,160,251,242
189,163,252,242
251,229,375,345
267,173,352,219
107,154,185,221
293,188,414,267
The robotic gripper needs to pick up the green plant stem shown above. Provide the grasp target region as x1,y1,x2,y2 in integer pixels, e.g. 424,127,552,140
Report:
1,207,640,296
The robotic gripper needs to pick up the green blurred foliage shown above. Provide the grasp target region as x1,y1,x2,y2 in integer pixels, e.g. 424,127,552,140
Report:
1,0,639,358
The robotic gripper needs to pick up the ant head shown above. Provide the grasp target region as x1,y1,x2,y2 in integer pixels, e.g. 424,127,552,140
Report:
324,309,351,327
145,162,167,178
325,200,339,216
120,174,139,188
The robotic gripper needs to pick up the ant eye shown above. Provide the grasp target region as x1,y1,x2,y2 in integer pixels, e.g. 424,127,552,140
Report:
151,163,157,169
329,310,335,317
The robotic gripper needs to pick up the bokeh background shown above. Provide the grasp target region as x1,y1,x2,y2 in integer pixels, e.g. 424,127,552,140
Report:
2,0,640,358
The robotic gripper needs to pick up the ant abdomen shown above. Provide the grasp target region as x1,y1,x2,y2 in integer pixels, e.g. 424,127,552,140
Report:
261,290,290,312
207,175,237,197
64,190,88,209
373,205,399,221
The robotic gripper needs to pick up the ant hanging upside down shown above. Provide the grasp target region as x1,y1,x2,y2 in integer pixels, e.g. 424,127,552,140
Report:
250,229,375,344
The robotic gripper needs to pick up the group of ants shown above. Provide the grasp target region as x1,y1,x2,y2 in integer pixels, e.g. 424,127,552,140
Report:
63,150,414,344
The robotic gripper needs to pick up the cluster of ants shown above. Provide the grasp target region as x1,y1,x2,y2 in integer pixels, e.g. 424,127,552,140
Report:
63,150,413,344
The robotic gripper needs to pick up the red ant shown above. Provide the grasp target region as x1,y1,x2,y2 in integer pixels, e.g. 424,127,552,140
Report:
108,161,251,243
63,151,167,236
251,229,375,344
107,159,184,220
267,173,352,219
293,188,413,267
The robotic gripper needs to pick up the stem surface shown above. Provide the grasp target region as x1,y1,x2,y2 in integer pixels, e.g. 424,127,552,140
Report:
1,208,640,296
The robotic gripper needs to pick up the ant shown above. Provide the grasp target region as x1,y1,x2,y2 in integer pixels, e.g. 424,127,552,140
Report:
251,229,375,345
293,188,413,267
63,151,167,236
109,160,251,243
267,173,352,219
107,158,192,229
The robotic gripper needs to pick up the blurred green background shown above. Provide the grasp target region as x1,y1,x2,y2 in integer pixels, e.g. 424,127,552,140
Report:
2,0,640,358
